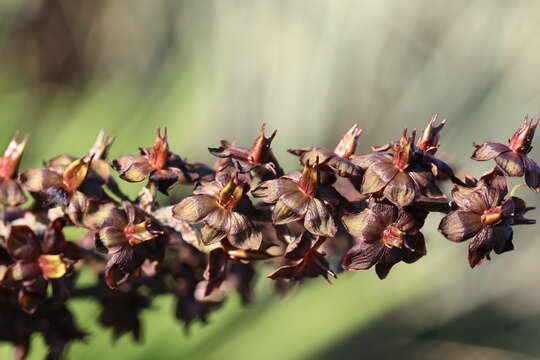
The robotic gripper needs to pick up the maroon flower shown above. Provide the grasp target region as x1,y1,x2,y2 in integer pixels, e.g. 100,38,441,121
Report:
20,154,93,207
341,202,426,279
172,172,262,249
1,221,79,313
267,232,336,282
112,128,198,194
416,114,446,154
439,169,535,268
252,163,339,237
288,124,363,179
94,202,163,288
353,129,446,207
0,132,28,207
472,115,540,191
209,123,284,180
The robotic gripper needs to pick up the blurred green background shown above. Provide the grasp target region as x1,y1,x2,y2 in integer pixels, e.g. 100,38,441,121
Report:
1,0,540,359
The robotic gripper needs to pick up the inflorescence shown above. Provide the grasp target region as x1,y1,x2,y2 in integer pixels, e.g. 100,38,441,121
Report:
0,116,538,359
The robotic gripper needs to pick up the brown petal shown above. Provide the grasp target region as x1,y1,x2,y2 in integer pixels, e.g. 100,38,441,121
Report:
3,261,41,283
0,178,26,207
375,247,403,279
303,198,337,237
468,227,493,268
342,208,385,243
439,210,482,242
452,186,491,214
98,226,128,248
111,156,152,182
204,208,249,235
350,153,392,169
524,157,540,192
402,233,426,263
200,224,227,246
172,195,219,223
472,142,509,161
383,171,416,207
267,264,299,280
63,155,93,193
327,157,363,177
19,168,62,192
7,226,41,260
83,200,128,230
228,228,263,250
275,190,310,222
495,151,525,177
362,161,397,195
149,168,180,194
251,178,298,203
342,241,384,270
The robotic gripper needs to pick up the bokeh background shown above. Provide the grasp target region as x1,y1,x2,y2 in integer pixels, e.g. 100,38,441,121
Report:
1,0,540,359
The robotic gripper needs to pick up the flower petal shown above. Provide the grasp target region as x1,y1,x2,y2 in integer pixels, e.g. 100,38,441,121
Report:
251,178,298,203
472,142,509,161
3,261,41,283
228,228,263,250
524,157,540,192
98,226,128,249
111,156,152,182
495,151,525,177
362,161,397,194
375,247,403,279
7,226,41,261
438,210,482,242
342,241,384,270
274,190,310,223
350,153,392,169
19,168,62,192
383,171,416,207
0,178,26,207
200,224,227,246
342,208,385,243
172,195,219,223
304,198,337,237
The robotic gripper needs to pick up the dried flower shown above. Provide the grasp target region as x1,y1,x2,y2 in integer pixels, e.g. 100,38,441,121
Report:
472,115,540,191
20,154,93,207
288,124,363,179
0,132,28,206
341,201,426,279
112,128,196,194
252,163,339,237
209,123,283,180
267,232,336,282
172,172,262,249
1,221,79,313
439,169,535,267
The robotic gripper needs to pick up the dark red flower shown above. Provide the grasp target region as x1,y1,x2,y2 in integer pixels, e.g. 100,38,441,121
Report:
0,132,28,207
472,115,540,191
267,232,336,282
112,128,199,194
94,202,163,288
252,163,339,237
341,202,426,279
288,124,363,179
1,221,79,313
352,129,446,208
20,154,93,207
209,123,284,180
439,168,535,268
173,172,262,249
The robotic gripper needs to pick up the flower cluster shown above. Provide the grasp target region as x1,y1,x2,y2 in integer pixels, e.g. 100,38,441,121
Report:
0,115,537,359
